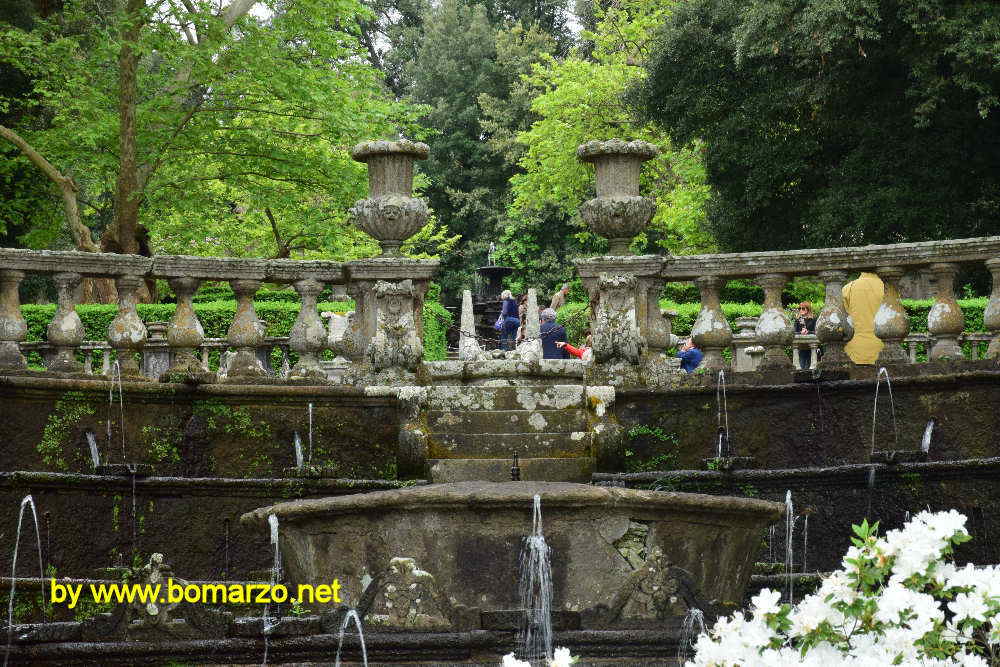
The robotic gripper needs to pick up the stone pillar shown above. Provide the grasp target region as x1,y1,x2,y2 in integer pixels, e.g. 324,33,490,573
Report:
815,270,854,368
0,270,28,370
986,258,1000,361
226,279,267,379
47,272,85,373
163,277,213,381
107,275,148,377
754,273,793,370
366,279,423,376
926,262,964,361
142,322,170,378
874,266,910,364
692,275,731,372
288,278,327,382
349,140,430,256
577,140,659,256
516,288,542,362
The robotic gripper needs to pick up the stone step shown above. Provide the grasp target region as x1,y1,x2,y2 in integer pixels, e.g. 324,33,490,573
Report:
427,457,594,483
426,409,588,435
423,384,585,411
427,432,591,459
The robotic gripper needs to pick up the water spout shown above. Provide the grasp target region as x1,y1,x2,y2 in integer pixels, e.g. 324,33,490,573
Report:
921,419,935,454
866,466,876,520
85,430,100,469
307,402,314,463
802,514,809,574
334,608,369,667
4,495,45,667
716,370,730,457
871,367,898,455
518,494,553,662
784,491,794,604
677,607,706,663
293,432,304,469
261,513,282,665
107,360,126,464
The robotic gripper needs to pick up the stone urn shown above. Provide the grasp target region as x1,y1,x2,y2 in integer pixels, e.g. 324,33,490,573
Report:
349,140,430,256
577,140,659,255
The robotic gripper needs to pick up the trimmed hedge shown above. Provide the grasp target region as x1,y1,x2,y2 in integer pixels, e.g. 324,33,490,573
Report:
558,298,990,348
21,297,454,362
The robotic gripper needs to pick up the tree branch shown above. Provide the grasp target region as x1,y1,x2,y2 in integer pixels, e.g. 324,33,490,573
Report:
0,125,99,252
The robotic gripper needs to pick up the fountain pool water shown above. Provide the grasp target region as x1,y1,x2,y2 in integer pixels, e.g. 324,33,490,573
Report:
334,608,369,667
517,494,553,662
4,495,45,667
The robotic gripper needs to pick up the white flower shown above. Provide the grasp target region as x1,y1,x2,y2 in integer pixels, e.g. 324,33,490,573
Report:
548,647,576,667
501,653,530,667
949,593,988,623
752,588,782,617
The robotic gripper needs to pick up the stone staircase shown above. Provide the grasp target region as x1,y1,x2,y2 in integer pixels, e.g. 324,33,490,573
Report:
419,384,603,483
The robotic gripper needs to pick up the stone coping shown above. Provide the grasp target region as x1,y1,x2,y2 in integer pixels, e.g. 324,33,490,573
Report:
593,456,1000,488
661,235,1000,279
241,480,784,526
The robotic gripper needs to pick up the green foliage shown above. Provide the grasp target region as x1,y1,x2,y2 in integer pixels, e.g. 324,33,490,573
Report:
38,391,96,470
632,0,1000,252
624,425,679,472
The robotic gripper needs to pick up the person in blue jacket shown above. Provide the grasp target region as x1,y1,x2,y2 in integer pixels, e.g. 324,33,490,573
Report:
677,338,703,373
539,308,568,359
499,289,520,350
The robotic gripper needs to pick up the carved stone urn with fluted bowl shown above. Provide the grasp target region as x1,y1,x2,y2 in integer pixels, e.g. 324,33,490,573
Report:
349,139,430,257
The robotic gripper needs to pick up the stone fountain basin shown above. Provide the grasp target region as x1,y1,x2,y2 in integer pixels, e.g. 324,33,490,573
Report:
241,481,783,623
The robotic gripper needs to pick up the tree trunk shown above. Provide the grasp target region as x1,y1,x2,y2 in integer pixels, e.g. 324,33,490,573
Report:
112,0,145,256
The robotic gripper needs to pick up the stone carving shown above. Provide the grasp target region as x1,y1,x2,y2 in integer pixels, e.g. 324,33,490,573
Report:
691,275,731,372
0,269,27,370
47,272,85,373
815,270,854,368
606,547,688,624
592,274,643,364
754,273,793,370
613,520,649,569
927,262,964,361
163,277,214,382
325,310,361,361
987,258,1000,361
350,140,430,256
368,279,422,374
287,278,327,381
875,266,910,364
226,279,267,380
366,557,453,630
577,140,659,255
107,275,148,377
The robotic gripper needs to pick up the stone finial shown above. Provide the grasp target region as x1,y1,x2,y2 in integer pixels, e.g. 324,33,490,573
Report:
986,258,1000,361
516,288,542,362
47,271,85,373
815,270,854,368
691,275,731,372
577,139,659,256
162,277,214,382
459,289,483,361
226,279,267,380
288,278,328,382
0,269,28,370
754,273,793,370
874,266,910,364
926,262,964,361
350,140,431,256
107,275,148,377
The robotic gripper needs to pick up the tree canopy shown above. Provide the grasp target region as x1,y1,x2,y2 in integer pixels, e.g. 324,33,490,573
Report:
631,0,1000,252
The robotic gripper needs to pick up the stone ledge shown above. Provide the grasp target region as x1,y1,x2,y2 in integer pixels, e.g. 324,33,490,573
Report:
428,457,595,483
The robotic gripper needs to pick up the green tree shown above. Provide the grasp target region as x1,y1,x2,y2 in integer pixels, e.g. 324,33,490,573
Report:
498,0,714,293
632,0,1000,252
0,0,425,269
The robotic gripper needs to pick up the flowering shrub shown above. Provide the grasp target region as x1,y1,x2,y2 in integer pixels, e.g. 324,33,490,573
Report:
686,510,1000,666
502,647,577,666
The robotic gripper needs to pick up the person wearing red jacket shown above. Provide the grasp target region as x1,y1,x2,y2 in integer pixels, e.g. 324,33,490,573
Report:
555,333,592,360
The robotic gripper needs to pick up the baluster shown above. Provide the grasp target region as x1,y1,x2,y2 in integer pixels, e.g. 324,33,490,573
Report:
226,279,266,379
754,273,793,370
815,270,854,369
874,266,910,364
926,262,964,361
102,349,111,375
47,272,85,373
163,277,213,381
288,278,327,381
83,351,93,375
908,341,918,364
0,269,28,370
691,275,731,372
108,275,148,377
985,258,1000,362
809,340,819,369
201,346,210,367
